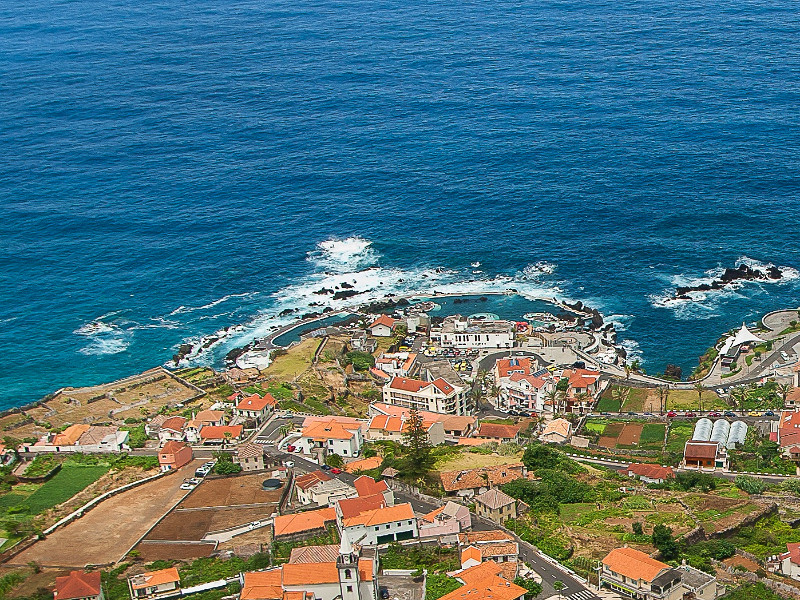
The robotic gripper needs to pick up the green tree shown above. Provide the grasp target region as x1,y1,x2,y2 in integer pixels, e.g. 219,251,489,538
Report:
401,409,433,477
652,524,678,560
325,453,344,468
632,522,643,536
553,580,565,600
778,383,792,408
514,578,543,599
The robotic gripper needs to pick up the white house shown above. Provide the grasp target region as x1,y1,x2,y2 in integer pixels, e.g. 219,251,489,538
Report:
295,418,364,459
234,393,277,422
374,352,417,378
418,501,471,539
341,502,418,546
782,544,800,581
157,417,187,444
368,315,397,337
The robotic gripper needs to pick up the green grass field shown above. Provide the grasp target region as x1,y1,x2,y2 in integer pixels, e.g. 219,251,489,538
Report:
667,390,726,410
596,386,649,412
638,424,666,450
666,421,695,453
0,464,109,514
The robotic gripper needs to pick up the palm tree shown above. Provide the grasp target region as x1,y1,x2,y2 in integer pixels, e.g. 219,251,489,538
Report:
575,392,591,415
657,386,666,414
279,423,292,438
612,386,629,412
545,388,560,414
693,382,706,412
778,383,793,408
554,581,565,600
731,387,748,415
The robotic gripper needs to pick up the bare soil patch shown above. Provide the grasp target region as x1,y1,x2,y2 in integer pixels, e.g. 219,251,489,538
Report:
597,436,617,448
617,424,643,446
136,541,216,561
180,473,283,508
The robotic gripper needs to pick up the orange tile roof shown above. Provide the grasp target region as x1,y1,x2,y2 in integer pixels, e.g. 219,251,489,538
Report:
54,571,101,600
129,567,180,590
160,440,189,455
241,569,283,600
461,546,482,565
193,409,224,423
353,475,388,497
199,425,243,440
344,456,383,473
602,547,669,583
342,502,414,527
684,441,719,460
237,393,277,412
53,424,90,446
273,507,336,537
476,423,520,440
495,358,535,378
301,420,357,441
422,504,447,523
294,470,332,490
369,315,397,329
440,562,526,600
478,542,518,558
289,544,340,564
541,418,571,438
459,530,514,545
281,561,340,585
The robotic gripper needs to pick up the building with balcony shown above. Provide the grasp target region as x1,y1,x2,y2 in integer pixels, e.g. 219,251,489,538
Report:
127,568,181,600
437,316,515,349
382,376,469,416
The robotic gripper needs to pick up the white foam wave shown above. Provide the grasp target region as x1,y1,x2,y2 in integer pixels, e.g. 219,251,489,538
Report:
168,292,257,316
620,339,644,364
307,236,379,273
606,314,635,331
79,337,130,356
520,262,557,278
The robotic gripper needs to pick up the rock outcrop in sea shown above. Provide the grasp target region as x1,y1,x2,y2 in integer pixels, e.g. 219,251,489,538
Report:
670,263,783,301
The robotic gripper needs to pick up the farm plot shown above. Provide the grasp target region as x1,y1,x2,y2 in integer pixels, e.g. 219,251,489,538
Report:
138,473,283,554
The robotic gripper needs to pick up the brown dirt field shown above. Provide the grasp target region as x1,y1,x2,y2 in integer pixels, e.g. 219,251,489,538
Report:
604,423,624,437
643,391,661,412
180,473,284,508
617,424,643,446
724,555,759,572
136,542,216,561
692,494,742,512
9,460,203,568
597,436,617,448
147,507,269,541
217,527,272,551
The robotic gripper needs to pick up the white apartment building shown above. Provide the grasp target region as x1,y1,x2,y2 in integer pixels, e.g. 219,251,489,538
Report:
382,376,470,416
436,316,515,349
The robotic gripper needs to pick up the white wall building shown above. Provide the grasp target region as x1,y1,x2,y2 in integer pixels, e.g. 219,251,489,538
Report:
438,316,515,349
382,376,469,416
295,419,364,458
341,502,418,546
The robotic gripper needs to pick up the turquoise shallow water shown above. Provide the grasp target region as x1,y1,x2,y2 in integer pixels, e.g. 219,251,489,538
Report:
2,0,800,405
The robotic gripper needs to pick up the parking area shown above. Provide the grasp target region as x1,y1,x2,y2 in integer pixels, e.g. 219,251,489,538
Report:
378,574,425,600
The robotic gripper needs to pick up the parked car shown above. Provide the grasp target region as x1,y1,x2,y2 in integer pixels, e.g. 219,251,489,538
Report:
286,445,296,452
666,411,677,418
195,466,211,477
283,460,295,468
724,411,736,417
180,482,196,490
249,521,262,530
708,411,721,417
749,411,763,417
685,412,697,417
330,467,342,474
321,464,332,471
765,410,775,416
380,588,390,599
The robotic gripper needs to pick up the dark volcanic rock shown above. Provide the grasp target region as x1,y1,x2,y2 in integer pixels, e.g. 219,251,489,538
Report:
332,289,359,300
279,308,297,317
314,288,333,295
340,282,353,289
668,262,783,302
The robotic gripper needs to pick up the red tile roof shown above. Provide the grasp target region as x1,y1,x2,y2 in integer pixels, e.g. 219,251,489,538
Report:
342,502,415,527
160,416,187,432
782,543,800,566
476,423,520,440
54,571,102,600
294,470,332,491
627,463,675,480
337,493,387,519
129,568,180,590
495,358,535,378
684,441,719,460
273,507,336,537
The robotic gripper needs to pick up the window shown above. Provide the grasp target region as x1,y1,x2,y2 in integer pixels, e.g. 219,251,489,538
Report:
345,569,352,579
375,526,379,531
347,586,353,593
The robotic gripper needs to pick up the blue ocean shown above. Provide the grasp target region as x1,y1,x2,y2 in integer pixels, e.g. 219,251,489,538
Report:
2,0,800,407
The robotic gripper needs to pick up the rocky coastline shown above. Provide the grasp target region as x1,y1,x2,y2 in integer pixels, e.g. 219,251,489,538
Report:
669,263,783,302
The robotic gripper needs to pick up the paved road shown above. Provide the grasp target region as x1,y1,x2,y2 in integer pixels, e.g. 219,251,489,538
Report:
266,446,599,600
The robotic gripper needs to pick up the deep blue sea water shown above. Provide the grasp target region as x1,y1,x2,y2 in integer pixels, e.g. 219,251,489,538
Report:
2,0,800,407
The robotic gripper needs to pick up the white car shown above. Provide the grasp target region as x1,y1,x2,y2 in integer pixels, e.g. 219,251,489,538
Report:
283,460,295,468
180,482,197,490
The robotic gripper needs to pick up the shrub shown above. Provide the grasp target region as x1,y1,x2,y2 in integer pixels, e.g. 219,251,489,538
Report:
735,475,768,495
